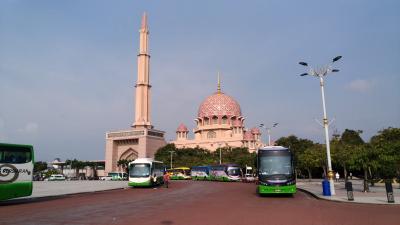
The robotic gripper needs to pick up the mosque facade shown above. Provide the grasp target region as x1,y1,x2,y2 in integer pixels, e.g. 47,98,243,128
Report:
172,78,264,152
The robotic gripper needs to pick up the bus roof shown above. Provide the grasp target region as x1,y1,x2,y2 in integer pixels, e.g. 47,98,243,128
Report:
0,143,33,149
129,158,163,164
170,167,190,170
258,146,289,151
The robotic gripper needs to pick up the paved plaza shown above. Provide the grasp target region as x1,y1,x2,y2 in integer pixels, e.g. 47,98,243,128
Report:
20,181,127,199
1,181,399,225
8,179,398,205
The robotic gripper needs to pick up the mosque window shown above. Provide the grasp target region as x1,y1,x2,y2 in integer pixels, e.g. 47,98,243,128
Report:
222,116,227,124
212,116,218,124
207,131,216,139
204,118,210,125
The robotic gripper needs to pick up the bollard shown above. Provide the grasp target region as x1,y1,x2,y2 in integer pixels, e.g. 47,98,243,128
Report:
345,181,354,201
385,181,395,203
322,179,331,196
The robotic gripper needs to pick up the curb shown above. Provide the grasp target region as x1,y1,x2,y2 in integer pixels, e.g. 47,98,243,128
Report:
0,186,128,206
297,187,398,205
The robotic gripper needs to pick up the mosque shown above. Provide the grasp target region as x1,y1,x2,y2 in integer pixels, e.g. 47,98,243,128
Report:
172,77,264,152
104,13,264,173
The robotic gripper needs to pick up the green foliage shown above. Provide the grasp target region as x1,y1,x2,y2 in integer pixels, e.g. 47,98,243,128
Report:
275,135,314,168
154,144,255,168
341,129,365,145
34,161,48,173
117,159,132,173
298,144,326,179
370,127,400,179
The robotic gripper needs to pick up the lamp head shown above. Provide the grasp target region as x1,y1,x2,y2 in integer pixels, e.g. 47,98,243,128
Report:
332,56,342,62
299,62,308,66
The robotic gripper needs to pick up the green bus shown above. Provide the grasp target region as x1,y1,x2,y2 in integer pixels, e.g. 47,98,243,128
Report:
257,146,296,195
0,143,34,200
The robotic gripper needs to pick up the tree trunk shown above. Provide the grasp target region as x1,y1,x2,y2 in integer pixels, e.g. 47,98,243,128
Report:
307,168,312,182
368,166,375,186
363,168,369,192
343,165,347,182
322,166,327,178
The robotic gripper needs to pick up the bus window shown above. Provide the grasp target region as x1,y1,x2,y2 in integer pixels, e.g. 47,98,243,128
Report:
130,163,150,178
0,146,32,164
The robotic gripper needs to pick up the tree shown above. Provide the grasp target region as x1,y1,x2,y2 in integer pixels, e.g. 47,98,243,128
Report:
275,135,314,177
34,161,48,173
370,127,400,180
117,159,132,173
216,147,256,168
66,159,85,178
154,144,255,169
298,144,325,181
349,144,380,192
331,129,364,181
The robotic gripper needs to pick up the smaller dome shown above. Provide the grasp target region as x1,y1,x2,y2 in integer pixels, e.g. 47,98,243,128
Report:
176,123,189,132
251,127,261,134
243,131,254,141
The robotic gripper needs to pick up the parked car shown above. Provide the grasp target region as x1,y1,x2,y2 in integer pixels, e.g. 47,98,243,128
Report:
47,174,66,181
100,175,112,181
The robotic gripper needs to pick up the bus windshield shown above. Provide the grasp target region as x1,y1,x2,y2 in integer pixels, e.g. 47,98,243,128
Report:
259,155,292,176
227,167,241,176
0,146,32,164
130,163,150,178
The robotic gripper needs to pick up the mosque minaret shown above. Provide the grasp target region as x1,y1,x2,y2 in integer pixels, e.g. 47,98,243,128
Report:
104,13,166,173
133,12,152,129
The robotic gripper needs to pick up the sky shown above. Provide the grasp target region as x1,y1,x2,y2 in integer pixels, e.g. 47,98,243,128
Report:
0,0,399,161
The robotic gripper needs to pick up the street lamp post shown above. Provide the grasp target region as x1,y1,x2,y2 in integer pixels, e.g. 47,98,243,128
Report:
218,143,222,164
298,55,342,196
260,123,278,146
168,151,175,169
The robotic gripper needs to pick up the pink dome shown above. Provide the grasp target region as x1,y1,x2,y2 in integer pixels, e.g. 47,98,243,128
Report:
251,127,261,134
243,131,254,141
198,92,242,118
176,123,188,132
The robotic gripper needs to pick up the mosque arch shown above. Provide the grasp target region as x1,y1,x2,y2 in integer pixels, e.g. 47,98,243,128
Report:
119,148,139,161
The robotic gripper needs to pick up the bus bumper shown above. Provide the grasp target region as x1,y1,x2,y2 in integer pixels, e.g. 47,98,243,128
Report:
0,181,32,201
128,180,151,187
258,184,296,194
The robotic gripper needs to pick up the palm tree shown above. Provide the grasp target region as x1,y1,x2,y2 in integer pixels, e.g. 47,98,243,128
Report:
117,159,131,173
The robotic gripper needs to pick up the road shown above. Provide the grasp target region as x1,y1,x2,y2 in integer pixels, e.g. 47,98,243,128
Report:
0,181,399,225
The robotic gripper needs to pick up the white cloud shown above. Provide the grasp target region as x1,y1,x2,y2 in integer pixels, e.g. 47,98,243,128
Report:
345,79,374,93
18,122,39,134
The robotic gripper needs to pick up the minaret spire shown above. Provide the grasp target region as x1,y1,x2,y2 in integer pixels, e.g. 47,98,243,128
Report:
133,12,152,129
141,12,148,30
217,72,221,94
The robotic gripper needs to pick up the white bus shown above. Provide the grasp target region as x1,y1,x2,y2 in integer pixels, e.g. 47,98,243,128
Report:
128,158,165,187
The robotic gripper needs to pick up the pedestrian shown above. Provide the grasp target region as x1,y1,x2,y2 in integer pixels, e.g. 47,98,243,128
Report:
163,172,170,188
349,172,352,180
335,172,340,182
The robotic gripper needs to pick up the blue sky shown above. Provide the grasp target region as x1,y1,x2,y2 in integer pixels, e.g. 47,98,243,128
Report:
1,0,399,161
